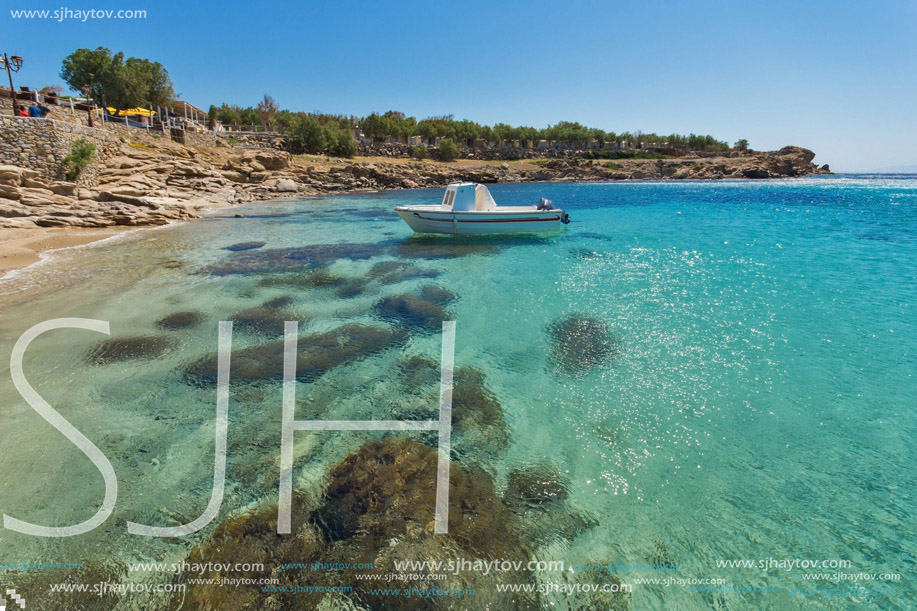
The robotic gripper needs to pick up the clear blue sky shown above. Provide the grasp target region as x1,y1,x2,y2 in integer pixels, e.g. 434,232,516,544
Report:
4,0,915,171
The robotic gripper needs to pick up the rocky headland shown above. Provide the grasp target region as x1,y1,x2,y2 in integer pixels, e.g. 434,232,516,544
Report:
0,112,830,274
0,141,829,231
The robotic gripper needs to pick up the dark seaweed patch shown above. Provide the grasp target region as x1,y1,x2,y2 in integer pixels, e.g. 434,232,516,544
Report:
390,237,501,259
155,311,205,330
259,269,363,296
394,359,509,456
578,231,614,242
231,306,296,336
547,314,619,375
170,493,323,610
172,439,537,609
87,336,175,364
368,260,441,284
569,247,609,261
300,269,349,288
11,562,125,610
231,296,299,336
504,465,570,509
397,355,441,390
372,292,450,331
222,241,266,252
335,279,366,299
262,295,295,309
206,242,386,276
419,284,455,306
182,323,408,387
452,366,509,454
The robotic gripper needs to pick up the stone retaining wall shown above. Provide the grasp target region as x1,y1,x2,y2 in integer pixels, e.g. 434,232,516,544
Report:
0,116,122,186
184,130,218,148
216,131,285,150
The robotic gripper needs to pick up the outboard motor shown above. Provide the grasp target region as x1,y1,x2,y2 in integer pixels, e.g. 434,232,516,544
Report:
537,197,553,210
561,212,571,224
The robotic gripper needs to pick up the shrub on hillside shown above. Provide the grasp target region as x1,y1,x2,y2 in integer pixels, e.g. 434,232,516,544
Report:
327,129,358,158
61,138,96,181
435,138,459,162
287,115,356,158
411,145,428,160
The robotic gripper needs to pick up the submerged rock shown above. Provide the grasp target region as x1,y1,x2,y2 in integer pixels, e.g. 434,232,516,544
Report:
87,335,175,364
373,285,455,331
182,323,408,386
155,310,205,330
172,439,537,610
547,314,619,375
222,241,266,252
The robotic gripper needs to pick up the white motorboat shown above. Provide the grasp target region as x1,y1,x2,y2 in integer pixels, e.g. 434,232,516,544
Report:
394,182,570,235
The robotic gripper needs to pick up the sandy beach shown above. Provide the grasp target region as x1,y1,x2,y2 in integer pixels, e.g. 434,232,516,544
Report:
0,226,130,276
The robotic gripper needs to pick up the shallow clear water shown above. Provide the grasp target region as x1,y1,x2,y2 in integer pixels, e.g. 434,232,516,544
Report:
0,176,914,609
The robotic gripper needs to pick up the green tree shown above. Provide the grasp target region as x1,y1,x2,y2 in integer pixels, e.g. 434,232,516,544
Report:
436,138,460,162
734,138,749,151
60,47,112,104
124,57,173,107
61,47,173,113
361,113,390,140
239,107,259,126
214,104,241,126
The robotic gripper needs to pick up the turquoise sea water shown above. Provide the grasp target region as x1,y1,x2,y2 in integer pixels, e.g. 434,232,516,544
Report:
0,176,914,610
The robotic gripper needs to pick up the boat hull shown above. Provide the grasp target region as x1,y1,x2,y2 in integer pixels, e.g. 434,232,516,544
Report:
395,207,565,234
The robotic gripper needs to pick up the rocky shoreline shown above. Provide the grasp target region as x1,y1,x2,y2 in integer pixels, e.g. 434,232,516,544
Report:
0,127,829,231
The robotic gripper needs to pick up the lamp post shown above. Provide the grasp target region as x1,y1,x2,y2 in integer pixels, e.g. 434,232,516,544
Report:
1,53,23,117
81,83,93,127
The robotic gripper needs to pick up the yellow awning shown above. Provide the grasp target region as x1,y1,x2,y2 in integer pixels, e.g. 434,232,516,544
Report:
93,107,157,117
